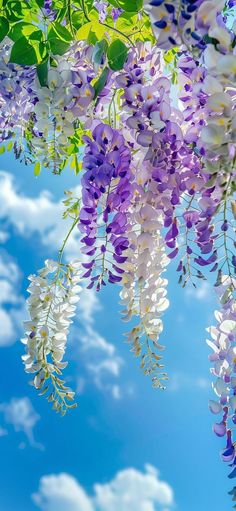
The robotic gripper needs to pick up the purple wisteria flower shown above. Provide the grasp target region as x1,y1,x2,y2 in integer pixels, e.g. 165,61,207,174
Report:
111,7,123,21
43,0,56,21
94,1,108,22
79,123,132,290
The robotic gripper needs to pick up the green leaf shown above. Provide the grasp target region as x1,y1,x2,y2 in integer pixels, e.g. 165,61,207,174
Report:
108,0,143,11
76,21,92,40
71,154,82,175
5,1,29,22
48,37,70,55
0,16,9,42
48,24,72,55
48,22,73,42
29,29,44,42
87,29,99,45
10,36,39,65
71,11,84,29
73,0,93,11
9,21,39,42
76,20,105,41
94,67,109,99
37,60,48,87
0,146,5,155
34,162,41,177
107,39,128,70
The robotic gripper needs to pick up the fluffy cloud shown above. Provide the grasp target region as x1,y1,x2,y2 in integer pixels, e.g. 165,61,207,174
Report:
33,465,174,511
78,315,123,398
0,171,81,259
74,278,123,398
33,473,93,511
0,397,42,449
0,251,24,346
79,288,102,325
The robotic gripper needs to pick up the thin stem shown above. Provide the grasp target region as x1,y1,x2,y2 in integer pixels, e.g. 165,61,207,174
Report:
102,22,135,47
80,0,90,22
68,0,75,36
58,215,80,265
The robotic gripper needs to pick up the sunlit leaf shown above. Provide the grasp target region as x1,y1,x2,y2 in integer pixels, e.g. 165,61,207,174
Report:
108,0,143,11
10,36,40,65
93,66,109,99
37,59,48,86
107,39,128,70
0,16,9,42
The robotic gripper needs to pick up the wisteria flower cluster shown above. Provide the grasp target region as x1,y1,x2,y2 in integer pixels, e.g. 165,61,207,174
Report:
22,259,82,414
0,0,236,505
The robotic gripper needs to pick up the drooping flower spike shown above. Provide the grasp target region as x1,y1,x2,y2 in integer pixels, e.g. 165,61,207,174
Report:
79,122,132,290
22,259,82,414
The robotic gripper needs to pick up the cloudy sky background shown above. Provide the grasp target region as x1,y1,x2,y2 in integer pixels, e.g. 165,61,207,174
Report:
0,151,231,511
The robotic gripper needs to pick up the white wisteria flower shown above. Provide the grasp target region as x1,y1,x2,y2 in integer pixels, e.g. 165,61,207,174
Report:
119,166,169,389
22,259,82,415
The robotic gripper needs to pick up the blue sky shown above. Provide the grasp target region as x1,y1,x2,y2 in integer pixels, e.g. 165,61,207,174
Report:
0,151,231,511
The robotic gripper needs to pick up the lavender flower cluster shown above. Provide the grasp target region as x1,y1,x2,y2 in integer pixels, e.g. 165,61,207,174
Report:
79,123,132,290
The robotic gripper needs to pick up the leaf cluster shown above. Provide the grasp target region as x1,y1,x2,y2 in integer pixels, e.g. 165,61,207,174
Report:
0,0,153,72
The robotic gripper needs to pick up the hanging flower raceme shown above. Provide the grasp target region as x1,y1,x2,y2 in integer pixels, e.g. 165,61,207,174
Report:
172,49,236,285
0,40,36,156
207,276,236,494
79,122,132,290
22,259,82,415
30,44,95,172
116,45,169,149
119,161,169,388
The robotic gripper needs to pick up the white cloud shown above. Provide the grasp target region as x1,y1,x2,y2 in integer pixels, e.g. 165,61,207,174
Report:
0,230,9,243
0,251,19,281
0,251,24,346
33,465,174,511
75,276,123,399
185,281,211,301
79,288,102,325
33,473,93,511
0,308,16,345
0,397,43,449
111,385,122,400
80,325,117,357
94,465,173,511
0,171,81,259
78,321,123,398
